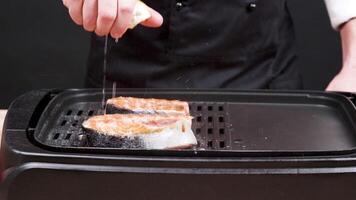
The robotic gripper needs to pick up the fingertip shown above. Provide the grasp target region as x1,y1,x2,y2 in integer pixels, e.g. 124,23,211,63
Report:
73,17,84,26
110,27,128,40
153,12,164,27
68,8,83,26
150,7,163,27
110,32,120,40
82,0,98,32
94,29,105,37
77,19,84,26
83,17,96,31
141,10,164,28
63,0,68,7
84,24,95,32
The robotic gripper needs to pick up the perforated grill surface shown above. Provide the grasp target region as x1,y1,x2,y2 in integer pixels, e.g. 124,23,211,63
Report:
44,102,230,150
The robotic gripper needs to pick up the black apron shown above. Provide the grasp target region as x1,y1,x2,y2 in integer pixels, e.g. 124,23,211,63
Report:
85,0,303,89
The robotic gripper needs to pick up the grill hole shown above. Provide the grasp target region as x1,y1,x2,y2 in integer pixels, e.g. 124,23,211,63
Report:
219,106,224,111
197,106,202,111
77,110,83,116
208,141,213,148
72,121,78,127
208,128,213,134
65,134,72,140
219,141,225,148
196,128,201,134
66,110,72,115
197,116,202,122
88,110,94,116
219,129,225,135
53,133,60,140
60,120,67,126
219,116,224,123
208,106,213,111
208,116,213,123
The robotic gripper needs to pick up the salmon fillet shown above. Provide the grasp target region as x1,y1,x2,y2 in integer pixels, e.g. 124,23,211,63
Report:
82,114,197,149
106,97,189,115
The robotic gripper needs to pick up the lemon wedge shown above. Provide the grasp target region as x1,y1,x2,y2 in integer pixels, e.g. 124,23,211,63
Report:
129,0,151,29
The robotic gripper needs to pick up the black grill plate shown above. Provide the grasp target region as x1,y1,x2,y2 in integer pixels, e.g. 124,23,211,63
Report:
33,89,356,157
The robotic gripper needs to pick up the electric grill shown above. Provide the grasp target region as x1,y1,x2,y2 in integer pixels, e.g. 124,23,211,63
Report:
1,89,356,200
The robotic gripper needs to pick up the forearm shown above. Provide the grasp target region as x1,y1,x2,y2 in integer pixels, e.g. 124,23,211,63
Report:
327,18,356,91
340,18,356,71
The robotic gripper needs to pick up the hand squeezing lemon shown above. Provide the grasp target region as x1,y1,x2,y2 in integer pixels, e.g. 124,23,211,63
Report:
63,0,163,39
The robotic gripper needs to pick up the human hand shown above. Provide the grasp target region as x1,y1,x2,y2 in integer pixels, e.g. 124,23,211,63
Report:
62,0,163,39
327,19,356,93
326,67,356,92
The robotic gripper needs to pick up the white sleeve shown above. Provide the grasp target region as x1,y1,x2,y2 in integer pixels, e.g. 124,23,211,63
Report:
324,0,356,30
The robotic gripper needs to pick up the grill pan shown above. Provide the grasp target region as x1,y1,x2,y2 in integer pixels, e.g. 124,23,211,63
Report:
2,89,356,200
33,89,356,157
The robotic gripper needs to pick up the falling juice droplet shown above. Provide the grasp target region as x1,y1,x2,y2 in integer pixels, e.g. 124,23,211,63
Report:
112,82,117,98
102,35,109,112
234,139,243,144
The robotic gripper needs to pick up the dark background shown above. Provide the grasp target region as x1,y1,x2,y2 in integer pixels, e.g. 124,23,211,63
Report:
0,0,342,108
